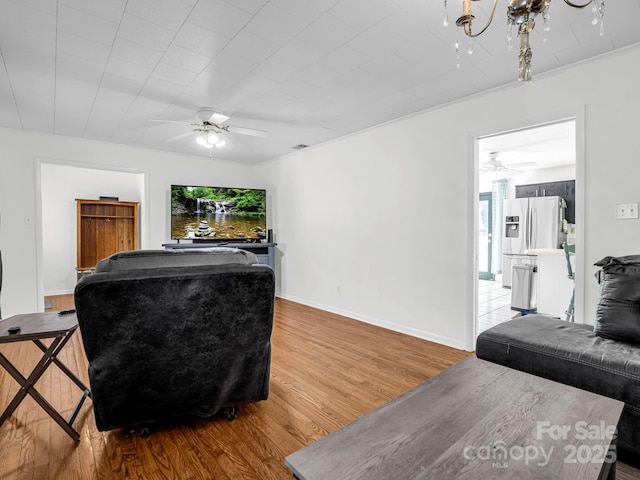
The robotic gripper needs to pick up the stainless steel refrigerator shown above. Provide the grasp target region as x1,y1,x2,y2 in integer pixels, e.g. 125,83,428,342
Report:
502,196,566,293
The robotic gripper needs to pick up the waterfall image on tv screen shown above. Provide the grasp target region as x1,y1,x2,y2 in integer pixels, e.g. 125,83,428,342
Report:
171,185,266,241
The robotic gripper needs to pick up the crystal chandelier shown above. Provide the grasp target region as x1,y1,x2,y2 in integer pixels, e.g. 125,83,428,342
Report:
443,0,605,82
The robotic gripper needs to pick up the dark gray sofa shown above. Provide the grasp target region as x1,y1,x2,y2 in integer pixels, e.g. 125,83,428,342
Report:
74,248,275,432
477,255,640,463
476,315,640,461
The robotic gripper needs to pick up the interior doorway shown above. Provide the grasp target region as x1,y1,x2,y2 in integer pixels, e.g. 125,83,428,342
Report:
35,160,146,310
475,119,577,336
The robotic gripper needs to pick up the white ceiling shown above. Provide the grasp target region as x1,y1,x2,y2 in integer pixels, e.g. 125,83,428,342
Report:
479,119,576,175
0,0,638,165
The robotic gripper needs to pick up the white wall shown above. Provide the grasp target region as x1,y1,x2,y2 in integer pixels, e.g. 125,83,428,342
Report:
258,109,476,350
3,46,640,350
0,130,259,317
40,163,144,295
257,45,640,350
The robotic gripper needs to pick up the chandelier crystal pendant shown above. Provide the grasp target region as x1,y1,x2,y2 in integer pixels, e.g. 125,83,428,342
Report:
444,0,605,82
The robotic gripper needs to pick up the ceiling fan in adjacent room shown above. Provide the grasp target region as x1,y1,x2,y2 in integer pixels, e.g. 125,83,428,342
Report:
480,152,537,175
151,107,269,155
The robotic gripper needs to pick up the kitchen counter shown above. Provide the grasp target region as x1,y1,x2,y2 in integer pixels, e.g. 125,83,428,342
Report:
527,248,574,319
525,248,567,256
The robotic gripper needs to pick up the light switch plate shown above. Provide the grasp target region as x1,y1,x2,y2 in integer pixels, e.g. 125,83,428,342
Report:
616,203,639,219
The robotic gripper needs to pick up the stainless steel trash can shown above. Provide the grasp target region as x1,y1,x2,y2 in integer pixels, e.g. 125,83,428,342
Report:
511,264,537,311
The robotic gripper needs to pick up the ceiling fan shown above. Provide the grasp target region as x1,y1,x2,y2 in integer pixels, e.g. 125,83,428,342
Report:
151,107,269,153
480,152,537,175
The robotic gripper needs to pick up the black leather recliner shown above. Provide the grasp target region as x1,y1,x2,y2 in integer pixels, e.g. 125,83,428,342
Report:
74,248,275,432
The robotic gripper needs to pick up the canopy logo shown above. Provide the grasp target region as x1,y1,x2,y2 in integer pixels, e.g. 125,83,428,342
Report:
463,441,553,468
462,421,618,469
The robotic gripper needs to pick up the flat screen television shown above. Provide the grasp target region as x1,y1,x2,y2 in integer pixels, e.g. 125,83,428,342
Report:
171,185,267,242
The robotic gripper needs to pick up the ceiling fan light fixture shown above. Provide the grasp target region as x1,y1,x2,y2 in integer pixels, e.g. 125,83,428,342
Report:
196,136,211,147
207,131,220,145
159,108,266,152
196,134,226,150
480,151,537,175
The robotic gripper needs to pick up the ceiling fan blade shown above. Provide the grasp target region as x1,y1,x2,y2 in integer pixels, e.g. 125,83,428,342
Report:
209,112,230,124
149,119,193,125
499,167,524,175
166,131,195,142
196,108,230,125
225,125,269,138
505,161,537,169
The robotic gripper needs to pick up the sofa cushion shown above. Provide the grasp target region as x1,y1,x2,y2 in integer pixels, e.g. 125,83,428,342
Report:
594,255,640,344
476,315,640,458
94,248,258,273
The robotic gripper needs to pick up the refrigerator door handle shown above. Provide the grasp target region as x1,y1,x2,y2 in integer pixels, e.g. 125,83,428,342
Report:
529,206,535,250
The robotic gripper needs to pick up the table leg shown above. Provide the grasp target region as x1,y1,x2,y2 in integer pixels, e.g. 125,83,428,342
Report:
0,329,88,441
33,338,90,393
0,334,65,425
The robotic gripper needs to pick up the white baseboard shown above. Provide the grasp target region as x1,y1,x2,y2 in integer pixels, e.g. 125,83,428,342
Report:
44,289,75,296
276,293,470,352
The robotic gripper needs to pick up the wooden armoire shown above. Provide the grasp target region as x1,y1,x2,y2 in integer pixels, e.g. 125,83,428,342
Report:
76,199,139,272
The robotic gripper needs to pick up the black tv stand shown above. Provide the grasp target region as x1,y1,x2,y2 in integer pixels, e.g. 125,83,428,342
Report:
192,238,262,245
162,241,276,270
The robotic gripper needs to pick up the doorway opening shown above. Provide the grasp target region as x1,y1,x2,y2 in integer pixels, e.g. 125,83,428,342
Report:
35,160,147,311
475,119,577,336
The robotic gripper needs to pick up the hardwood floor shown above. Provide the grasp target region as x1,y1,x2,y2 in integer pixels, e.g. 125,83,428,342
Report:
0,296,637,479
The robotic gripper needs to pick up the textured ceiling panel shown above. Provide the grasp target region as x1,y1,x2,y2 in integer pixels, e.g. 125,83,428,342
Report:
0,0,637,164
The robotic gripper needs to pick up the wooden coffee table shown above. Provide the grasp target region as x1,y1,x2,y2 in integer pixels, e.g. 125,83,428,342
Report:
285,357,623,480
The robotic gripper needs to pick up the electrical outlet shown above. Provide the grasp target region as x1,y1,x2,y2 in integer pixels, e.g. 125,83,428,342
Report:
616,203,639,220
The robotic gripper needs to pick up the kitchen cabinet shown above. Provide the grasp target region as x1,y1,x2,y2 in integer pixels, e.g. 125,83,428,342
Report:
76,199,139,272
516,179,575,223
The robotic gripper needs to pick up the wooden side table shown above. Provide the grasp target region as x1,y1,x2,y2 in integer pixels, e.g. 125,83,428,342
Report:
0,312,91,441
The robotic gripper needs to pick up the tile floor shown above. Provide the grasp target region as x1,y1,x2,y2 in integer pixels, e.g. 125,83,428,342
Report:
477,275,518,334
